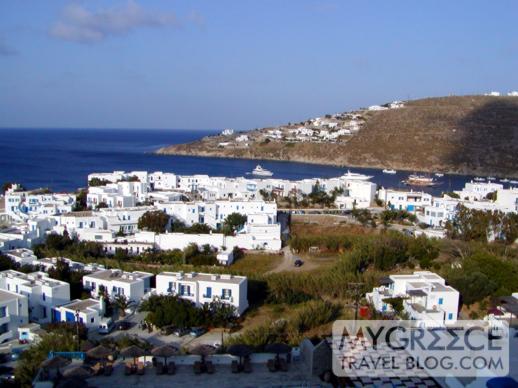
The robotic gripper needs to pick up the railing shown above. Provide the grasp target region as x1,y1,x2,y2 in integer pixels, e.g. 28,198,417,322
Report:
48,351,86,360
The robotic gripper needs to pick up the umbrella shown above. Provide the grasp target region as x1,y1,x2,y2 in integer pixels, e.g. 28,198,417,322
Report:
63,366,91,379
80,340,96,352
41,356,71,370
120,345,146,365
151,344,179,364
86,345,113,360
55,377,89,388
190,344,216,362
265,343,291,357
227,344,253,365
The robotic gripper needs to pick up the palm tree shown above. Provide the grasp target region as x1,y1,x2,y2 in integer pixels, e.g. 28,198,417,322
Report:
114,294,131,317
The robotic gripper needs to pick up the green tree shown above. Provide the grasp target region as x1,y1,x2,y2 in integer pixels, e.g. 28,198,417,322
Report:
138,210,170,233
114,294,131,317
221,213,247,235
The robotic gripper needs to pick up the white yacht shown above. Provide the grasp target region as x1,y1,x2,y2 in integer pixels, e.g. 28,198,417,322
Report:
500,178,510,183
251,165,273,177
474,177,485,182
435,173,444,177
382,169,397,175
342,170,373,180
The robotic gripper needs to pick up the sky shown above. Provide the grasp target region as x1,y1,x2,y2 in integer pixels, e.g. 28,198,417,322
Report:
1,0,518,130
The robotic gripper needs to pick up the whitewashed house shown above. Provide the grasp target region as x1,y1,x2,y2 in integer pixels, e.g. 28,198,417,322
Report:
83,269,153,303
455,181,503,201
156,271,249,315
496,187,518,213
367,271,459,327
0,289,29,343
5,248,38,266
378,188,433,213
52,298,104,329
0,270,70,324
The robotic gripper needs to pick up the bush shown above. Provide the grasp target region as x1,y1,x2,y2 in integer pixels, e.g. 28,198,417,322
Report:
292,300,341,332
138,210,170,233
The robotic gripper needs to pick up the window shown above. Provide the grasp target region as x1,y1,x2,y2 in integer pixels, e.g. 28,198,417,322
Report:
222,289,232,300
438,298,443,305
42,292,46,301
91,317,94,323
204,287,212,298
0,306,6,318
448,313,453,320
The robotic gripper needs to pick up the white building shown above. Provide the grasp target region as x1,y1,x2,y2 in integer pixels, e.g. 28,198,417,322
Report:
4,186,75,221
5,248,38,266
156,271,249,315
52,298,104,329
378,188,432,213
0,289,29,343
0,270,70,324
455,181,503,201
367,271,459,327
496,187,518,213
83,269,153,303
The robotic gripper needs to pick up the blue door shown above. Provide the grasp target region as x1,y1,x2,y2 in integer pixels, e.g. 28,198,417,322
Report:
52,309,61,322
65,311,75,322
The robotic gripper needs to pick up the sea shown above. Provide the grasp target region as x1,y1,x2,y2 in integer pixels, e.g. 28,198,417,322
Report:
0,128,495,195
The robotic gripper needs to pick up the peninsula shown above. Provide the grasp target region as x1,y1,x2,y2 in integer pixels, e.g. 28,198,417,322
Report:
156,95,518,177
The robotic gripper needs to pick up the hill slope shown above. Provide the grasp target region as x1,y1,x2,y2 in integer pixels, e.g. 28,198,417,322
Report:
156,95,518,177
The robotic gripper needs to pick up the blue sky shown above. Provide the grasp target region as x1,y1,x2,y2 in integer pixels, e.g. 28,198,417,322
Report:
1,0,518,130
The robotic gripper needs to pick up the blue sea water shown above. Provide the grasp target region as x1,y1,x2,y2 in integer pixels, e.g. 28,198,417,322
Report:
0,128,479,194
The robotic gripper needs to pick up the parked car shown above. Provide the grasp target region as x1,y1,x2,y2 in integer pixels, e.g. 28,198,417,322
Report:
189,327,206,337
173,327,190,337
294,259,304,267
98,318,115,334
117,321,132,331
160,325,176,335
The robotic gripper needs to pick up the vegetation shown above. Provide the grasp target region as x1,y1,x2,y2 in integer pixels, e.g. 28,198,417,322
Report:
73,189,88,211
183,243,218,266
47,259,88,299
379,209,417,224
171,220,214,234
88,177,111,187
221,212,247,235
139,295,237,329
15,323,87,387
445,205,518,244
137,210,170,233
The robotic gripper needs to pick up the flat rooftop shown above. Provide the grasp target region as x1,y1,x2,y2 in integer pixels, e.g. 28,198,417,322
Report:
159,272,245,285
85,269,150,283
61,299,99,312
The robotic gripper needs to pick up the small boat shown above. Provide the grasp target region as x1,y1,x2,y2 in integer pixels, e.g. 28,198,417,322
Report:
382,169,397,175
474,177,485,182
500,178,510,183
487,176,496,181
403,174,438,187
509,180,518,185
435,173,444,177
251,165,273,177
342,170,373,181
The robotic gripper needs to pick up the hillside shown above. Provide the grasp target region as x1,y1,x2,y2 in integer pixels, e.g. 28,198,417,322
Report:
156,95,518,177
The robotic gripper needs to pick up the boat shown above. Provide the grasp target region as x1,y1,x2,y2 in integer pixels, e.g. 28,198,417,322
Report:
382,169,397,175
487,176,496,181
403,174,438,187
251,165,273,177
435,173,444,177
500,178,510,183
342,170,373,181
509,180,518,185
474,177,485,182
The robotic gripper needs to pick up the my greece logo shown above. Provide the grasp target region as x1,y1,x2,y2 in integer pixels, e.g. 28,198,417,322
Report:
331,320,509,378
